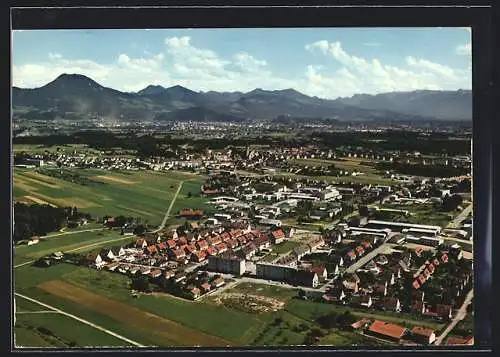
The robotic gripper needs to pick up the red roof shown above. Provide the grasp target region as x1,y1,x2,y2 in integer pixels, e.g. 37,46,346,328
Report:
411,326,435,337
351,318,371,330
347,250,356,258
369,320,407,339
413,280,421,289
206,246,217,256
135,238,146,247
311,265,326,275
146,245,158,255
442,254,449,263
157,242,167,251
166,239,177,248
178,237,188,246
271,229,286,240
173,248,185,258
215,243,228,252
418,275,426,284
433,258,440,266
446,336,473,345
196,240,208,250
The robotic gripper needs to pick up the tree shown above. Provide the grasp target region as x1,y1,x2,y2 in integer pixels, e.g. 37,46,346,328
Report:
131,276,152,293
187,192,192,198
359,205,369,217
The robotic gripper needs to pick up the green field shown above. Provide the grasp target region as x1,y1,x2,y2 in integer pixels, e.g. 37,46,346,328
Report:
14,229,130,265
15,310,129,348
270,241,302,255
285,299,446,331
13,168,209,227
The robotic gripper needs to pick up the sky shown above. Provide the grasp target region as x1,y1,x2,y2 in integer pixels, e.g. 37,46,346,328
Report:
11,28,472,99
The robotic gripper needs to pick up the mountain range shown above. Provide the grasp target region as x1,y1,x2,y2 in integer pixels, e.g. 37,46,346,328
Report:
12,74,472,122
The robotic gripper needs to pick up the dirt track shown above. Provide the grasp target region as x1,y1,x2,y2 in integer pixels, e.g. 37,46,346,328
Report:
94,175,136,185
37,280,232,347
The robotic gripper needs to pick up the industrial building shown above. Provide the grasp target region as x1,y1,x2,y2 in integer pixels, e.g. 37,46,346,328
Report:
256,262,297,282
364,220,442,234
208,253,246,276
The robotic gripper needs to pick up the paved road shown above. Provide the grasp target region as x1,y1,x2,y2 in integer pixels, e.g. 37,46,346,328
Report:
447,204,472,229
152,180,186,233
344,244,392,274
41,228,108,238
434,289,474,346
14,293,145,347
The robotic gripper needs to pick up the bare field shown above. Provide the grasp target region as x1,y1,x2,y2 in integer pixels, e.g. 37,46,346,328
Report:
93,175,137,185
22,195,57,207
37,280,232,347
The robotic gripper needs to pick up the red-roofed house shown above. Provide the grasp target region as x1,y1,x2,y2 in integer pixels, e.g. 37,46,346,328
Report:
446,336,474,345
410,326,436,344
311,265,328,280
185,244,197,256
226,238,239,249
192,251,207,263
135,238,147,249
215,243,228,254
166,239,177,249
157,242,168,251
145,245,158,256
196,240,208,251
442,254,449,263
413,280,421,289
346,250,357,261
271,229,286,244
206,246,218,256
368,320,407,342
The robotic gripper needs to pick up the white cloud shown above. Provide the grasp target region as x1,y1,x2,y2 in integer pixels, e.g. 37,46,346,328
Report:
12,37,471,98
304,39,471,97
456,43,471,56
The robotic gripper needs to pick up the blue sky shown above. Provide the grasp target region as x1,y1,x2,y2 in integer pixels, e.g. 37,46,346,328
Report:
12,28,471,99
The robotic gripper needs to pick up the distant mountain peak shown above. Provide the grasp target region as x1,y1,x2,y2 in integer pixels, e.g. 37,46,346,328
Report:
137,84,166,96
46,73,103,89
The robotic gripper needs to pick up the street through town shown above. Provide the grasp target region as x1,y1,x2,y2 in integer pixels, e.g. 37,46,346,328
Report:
434,289,474,345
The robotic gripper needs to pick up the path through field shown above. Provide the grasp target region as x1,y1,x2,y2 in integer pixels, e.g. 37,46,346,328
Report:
15,293,145,347
153,180,186,233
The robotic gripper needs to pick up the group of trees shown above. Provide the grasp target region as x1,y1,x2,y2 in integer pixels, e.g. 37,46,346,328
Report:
316,310,356,329
13,203,83,242
375,162,469,178
441,194,464,212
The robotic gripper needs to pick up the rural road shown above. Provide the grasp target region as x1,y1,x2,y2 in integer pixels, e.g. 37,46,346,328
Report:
14,235,134,269
344,244,392,274
14,293,145,347
42,228,108,239
153,180,186,233
434,289,474,346
447,204,472,229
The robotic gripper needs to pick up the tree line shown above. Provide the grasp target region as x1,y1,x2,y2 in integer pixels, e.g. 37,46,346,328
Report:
13,203,91,242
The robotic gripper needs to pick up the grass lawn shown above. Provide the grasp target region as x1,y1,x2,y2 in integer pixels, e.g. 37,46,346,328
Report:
14,310,129,348
285,299,445,331
57,267,271,345
17,286,160,347
14,229,127,261
271,241,302,255
13,168,209,227
226,282,299,302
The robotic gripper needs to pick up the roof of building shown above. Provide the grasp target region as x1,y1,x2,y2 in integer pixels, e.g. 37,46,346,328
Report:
411,326,435,337
368,320,407,339
446,336,474,345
